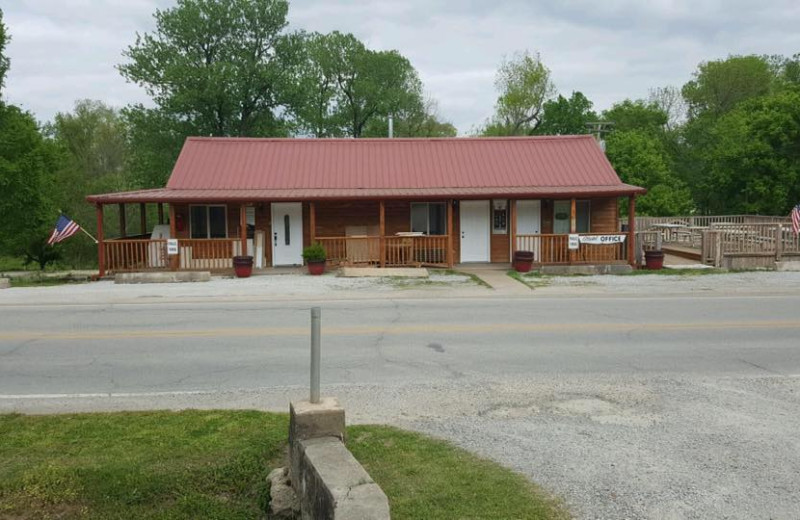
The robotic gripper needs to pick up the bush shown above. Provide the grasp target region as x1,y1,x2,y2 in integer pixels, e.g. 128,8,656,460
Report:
302,243,327,263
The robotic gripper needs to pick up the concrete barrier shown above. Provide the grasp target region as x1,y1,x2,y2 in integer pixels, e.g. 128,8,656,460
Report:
114,271,211,284
288,398,390,520
0,278,10,289
541,264,632,275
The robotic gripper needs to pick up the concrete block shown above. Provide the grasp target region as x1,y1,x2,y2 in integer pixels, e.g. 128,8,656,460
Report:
340,267,428,278
114,271,211,284
775,261,800,272
290,398,346,445
296,437,390,520
541,264,633,276
0,278,9,289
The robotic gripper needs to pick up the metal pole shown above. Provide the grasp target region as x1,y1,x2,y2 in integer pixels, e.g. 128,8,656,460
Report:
310,307,321,403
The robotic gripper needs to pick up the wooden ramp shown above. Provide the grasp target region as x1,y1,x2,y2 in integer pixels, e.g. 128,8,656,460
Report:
662,244,703,262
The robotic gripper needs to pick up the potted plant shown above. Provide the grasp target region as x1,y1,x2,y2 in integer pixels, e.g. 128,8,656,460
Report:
233,255,254,278
513,250,535,273
302,243,327,275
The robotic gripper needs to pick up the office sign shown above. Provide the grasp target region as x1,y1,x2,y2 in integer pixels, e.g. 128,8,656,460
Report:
579,234,627,245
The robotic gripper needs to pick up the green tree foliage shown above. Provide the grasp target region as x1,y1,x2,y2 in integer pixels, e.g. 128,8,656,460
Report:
682,55,774,118
482,51,556,135
604,130,692,216
0,8,9,94
535,91,597,135
0,103,60,260
699,90,800,214
119,0,294,137
289,31,428,138
601,99,668,134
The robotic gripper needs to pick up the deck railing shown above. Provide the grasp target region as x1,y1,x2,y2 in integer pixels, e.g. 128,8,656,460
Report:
515,233,628,264
636,215,790,229
178,238,239,270
702,223,800,266
315,235,449,267
105,239,168,272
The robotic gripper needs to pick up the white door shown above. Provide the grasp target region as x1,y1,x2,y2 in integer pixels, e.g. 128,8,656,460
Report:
271,203,303,266
516,200,541,261
460,200,490,262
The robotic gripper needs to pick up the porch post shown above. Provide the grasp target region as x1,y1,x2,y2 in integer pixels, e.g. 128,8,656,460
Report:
446,199,454,268
379,200,386,268
240,204,248,257
168,204,179,270
628,195,636,267
158,203,164,225
118,203,126,238
309,202,316,244
569,198,577,264
139,203,147,237
96,204,105,278
509,199,517,259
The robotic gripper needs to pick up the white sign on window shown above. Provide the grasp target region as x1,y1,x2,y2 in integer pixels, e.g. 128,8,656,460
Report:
167,239,179,255
579,234,627,245
568,234,580,250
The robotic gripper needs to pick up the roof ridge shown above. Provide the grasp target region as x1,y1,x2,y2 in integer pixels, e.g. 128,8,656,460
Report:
185,135,595,143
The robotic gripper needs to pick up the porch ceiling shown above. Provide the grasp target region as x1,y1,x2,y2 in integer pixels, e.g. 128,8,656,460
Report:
86,184,646,204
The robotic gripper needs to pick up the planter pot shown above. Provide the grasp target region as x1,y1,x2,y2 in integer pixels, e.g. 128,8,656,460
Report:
233,255,254,278
644,250,664,270
513,250,535,273
307,260,326,276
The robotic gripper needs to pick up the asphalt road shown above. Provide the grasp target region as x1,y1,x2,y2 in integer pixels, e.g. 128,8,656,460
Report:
2,293,799,519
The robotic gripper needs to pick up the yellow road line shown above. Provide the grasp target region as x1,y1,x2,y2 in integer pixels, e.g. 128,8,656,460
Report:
1,320,799,341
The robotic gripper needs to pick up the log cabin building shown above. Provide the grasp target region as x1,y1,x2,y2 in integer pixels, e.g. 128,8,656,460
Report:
86,136,645,276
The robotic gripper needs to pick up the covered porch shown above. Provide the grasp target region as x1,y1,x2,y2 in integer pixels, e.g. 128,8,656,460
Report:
88,194,637,277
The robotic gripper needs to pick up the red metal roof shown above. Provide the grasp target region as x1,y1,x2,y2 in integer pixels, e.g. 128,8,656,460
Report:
87,136,645,203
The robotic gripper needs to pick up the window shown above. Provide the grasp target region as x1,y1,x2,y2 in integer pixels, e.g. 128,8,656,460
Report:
190,205,227,238
410,202,446,235
492,200,508,234
553,200,590,234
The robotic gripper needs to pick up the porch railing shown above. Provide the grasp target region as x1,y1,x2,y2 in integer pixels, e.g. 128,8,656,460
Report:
105,239,168,272
515,234,628,264
103,238,240,273
315,235,449,267
702,223,800,266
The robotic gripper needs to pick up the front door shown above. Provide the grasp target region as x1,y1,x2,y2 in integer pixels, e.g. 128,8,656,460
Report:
460,200,490,262
516,200,542,261
271,202,303,266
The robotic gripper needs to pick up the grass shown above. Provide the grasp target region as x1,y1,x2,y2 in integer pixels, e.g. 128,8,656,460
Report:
0,411,567,520
8,274,90,288
507,269,551,289
380,269,490,289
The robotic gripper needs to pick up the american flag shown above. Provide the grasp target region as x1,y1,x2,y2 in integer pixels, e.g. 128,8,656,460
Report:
47,214,81,245
792,204,800,236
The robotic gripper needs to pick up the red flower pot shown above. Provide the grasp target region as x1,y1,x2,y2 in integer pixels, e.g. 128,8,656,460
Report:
513,251,535,273
307,260,326,276
644,250,664,270
233,255,253,278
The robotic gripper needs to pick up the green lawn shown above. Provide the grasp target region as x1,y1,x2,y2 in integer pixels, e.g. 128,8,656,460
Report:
0,411,567,520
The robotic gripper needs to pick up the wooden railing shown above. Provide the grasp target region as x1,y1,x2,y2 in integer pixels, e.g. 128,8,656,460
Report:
178,238,239,270
516,234,628,264
105,239,168,272
316,235,449,267
104,238,240,273
702,223,800,266
637,215,790,229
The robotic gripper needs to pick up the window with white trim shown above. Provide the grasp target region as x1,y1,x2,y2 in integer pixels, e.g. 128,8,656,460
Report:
410,202,446,235
190,205,227,238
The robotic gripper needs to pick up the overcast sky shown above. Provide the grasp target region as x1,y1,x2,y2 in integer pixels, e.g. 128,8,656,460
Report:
2,0,799,134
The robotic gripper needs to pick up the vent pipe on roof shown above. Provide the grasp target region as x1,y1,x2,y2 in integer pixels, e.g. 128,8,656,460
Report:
388,114,394,138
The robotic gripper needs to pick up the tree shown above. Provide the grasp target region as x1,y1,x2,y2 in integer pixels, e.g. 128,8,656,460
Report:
535,91,597,135
0,8,9,94
363,97,457,138
0,103,60,259
482,51,556,135
647,86,686,131
601,99,668,134
682,55,774,118
604,130,693,216
119,0,296,138
699,90,800,214
288,31,427,138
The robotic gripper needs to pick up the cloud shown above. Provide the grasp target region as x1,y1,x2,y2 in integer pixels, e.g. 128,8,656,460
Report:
2,0,799,133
